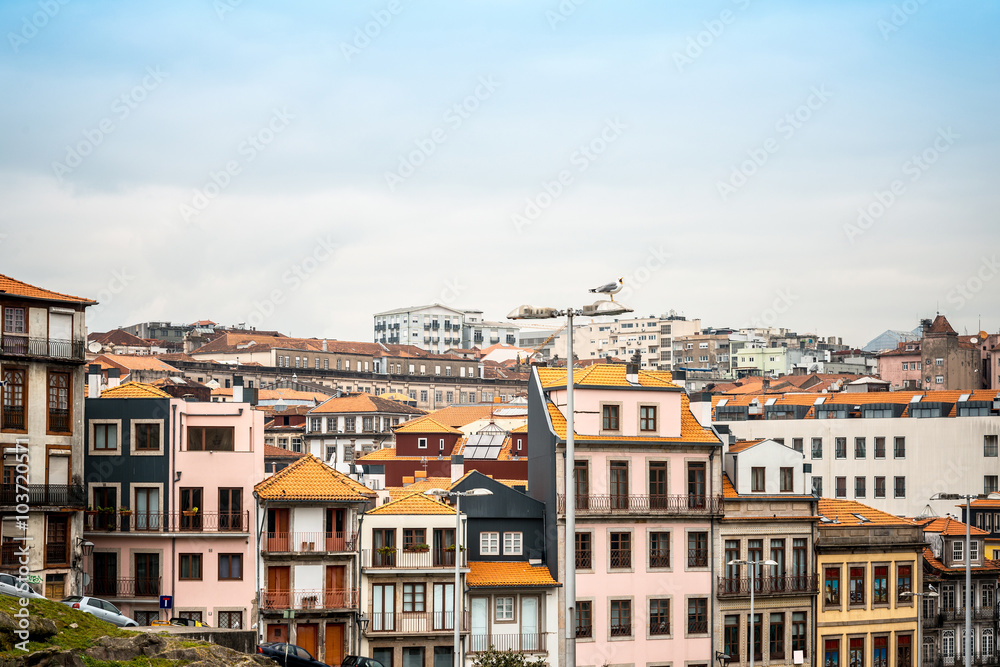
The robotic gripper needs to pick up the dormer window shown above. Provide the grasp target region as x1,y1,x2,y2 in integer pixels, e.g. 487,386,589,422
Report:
639,406,657,432
971,539,980,562
953,540,964,563
751,467,765,492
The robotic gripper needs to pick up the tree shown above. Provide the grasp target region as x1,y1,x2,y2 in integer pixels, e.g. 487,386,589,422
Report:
470,647,547,667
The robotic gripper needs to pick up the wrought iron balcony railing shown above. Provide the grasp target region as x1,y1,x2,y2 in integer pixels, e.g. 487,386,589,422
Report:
1,336,85,361
717,574,818,597
557,493,724,516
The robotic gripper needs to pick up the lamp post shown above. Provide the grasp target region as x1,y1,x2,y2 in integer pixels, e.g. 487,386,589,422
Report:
727,559,778,667
508,299,633,667
902,585,939,667
426,487,493,667
74,536,95,595
354,612,369,655
716,650,732,667
931,493,989,667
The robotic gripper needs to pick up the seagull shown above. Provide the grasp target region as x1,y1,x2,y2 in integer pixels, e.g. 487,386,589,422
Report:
589,277,624,301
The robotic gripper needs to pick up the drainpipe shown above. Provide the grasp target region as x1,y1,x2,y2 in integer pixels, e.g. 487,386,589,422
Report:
709,445,716,660
254,490,266,643
356,509,366,655
171,402,178,620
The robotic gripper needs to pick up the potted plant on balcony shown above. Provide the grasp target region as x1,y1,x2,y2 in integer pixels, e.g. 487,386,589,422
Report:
443,544,466,552
404,543,430,553
118,506,132,532
376,546,396,556
85,505,97,517
182,506,199,517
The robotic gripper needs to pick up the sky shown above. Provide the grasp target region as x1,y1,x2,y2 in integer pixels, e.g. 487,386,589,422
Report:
2,0,998,348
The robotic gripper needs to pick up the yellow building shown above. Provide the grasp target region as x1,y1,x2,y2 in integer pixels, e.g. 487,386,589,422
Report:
816,499,926,667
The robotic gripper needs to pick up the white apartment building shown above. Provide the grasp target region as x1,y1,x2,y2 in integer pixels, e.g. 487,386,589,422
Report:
550,313,702,370
372,305,518,355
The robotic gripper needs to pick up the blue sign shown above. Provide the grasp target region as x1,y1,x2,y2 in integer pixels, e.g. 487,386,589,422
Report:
159,595,173,609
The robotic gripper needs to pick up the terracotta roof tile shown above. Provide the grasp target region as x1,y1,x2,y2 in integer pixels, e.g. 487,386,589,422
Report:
923,547,1000,573
728,439,767,453
394,415,463,435
95,354,181,373
264,444,307,458
916,516,988,536
817,498,912,526
545,394,719,445
100,382,171,399
385,477,455,500
254,455,376,501
467,561,560,588
309,393,426,416
537,365,679,390
367,492,456,515
0,274,95,304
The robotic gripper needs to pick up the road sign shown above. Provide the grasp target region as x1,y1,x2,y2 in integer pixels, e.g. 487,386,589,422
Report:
159,595,172,609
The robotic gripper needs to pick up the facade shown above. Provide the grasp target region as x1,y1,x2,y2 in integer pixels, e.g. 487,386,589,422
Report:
0,274,94,599
717,439,819,667
816,499,925,667
372,304,518,355
305,394,426,467
919,316,980,391
254,455,376,665
877,342,924,390
962,498,1000,560
549,314,703,371
670,329,732,374
528,362,725,667
82,380,264,626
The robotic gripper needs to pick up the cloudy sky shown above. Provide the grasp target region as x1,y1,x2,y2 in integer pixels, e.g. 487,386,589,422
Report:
2,1,997,347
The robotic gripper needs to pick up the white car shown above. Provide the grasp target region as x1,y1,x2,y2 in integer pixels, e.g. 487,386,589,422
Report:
0,573,43,600
60,596,139,627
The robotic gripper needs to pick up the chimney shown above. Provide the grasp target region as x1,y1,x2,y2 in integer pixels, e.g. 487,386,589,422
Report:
450,454,464,482
402,476,415,487
87,364,101,398
233,375,244,403
322,339,328,352
625,362,640,385
107,368,121,389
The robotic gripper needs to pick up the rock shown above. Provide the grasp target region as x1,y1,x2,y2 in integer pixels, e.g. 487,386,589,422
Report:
66,624,77,629
25,651,83,667
0,611,58,639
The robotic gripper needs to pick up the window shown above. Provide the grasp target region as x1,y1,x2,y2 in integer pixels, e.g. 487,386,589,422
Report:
770,613,785,660
971,538,980,562
218,554,242,580
780,467,793,492
835,437,847,459
576,532,592,569
835,477,847,498
47,371,70,433
850,638,864,667
503,532,522,555
610,532,631,569
811,437,823,459
894,476,906,498
179,553,202,580
873,565,889,604
897,564,912,601
943,631,955,659
610,460,628,509
610,599,631,637
344,417,355,431
688,532,708,567
875,476,886,499
875,436,886,458
812,477,823,496
792,612,806,654
417,438,427,449
748,613,762,661
855,477,866,499
986,435,999,458
574,461,589,509
825,638,840,667
983,629,995,660
824,567,841,606
984,583,995,610
403,583,425,612
403,528,426,551
792,438,803,453
602,405,620,430
987,476,999,495
639,405,657,431
94,423,118,450
751,467,765,492
687,598,707,634
649,532,670,568
576,601,592,638
936,357,944,366
894,436,906,458
855,437,866,458
649,599,670,636
875,636,889,667
1,367,26,432
187,426,234,451
480,532,499,555
849,566,865,605
3,307,25,333
724,615,740,658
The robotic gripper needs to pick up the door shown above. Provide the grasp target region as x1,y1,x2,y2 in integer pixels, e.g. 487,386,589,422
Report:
433,582,454,630
471,597,488,651
267,508,289,552
48,312,72,357
219,488,242,530
325,565,346,607
649,461,667,509
574,461,589,510
296,623,318,661
324,623,345,666
268,566,290,609
266,623,287,644
325,508,346,550
180,488,203,530
47,452,69,505
136,487,160,531
521,597,538,651
94,487,117,531
687,462,706,508
372,584,394,631
134,553,159,596
93,552,118,596
373,528,395,567
610,460,628,509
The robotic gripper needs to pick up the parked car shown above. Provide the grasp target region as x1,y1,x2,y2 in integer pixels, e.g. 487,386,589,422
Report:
342,657,385,667
257,642,327,667
169,616,210,627
0,573,44,600
59,596,139,627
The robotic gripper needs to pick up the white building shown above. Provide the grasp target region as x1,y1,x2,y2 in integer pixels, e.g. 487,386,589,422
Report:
373,305,518,355
550,313,702,370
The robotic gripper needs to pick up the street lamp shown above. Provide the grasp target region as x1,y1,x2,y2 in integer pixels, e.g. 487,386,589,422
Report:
931,493,989,667
716,650,732,667
354,612,369,655
425,487,493,667
508,299,633,667
727,559,778,667
902,584,939,667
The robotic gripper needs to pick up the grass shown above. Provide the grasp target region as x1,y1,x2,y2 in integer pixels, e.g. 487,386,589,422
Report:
0,593,134,657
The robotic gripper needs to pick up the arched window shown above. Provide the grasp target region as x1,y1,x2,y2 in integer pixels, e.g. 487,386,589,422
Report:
923,638,936,663
983,629,994,658
943,631,955,658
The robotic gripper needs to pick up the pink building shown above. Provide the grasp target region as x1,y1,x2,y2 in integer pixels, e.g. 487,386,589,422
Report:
528,363,724,666
877,342,922,390
84,380,264,626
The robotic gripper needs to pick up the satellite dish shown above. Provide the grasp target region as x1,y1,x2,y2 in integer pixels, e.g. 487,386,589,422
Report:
87,341,102,354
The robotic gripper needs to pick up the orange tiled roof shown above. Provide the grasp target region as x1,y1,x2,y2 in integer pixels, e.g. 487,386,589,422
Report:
817,498,912,526
100,382,170,398
511,424,528,434
723,475,738,499
917,516,989,536
310,393,426,416
254,455,376,501
467,561,560,588
95,354,181,373
0,274,95,305
728,439,767,453
394,415,463,435
385,477,454,500
367,492,456,515
923,547,1000,573
264,444,306,459
426,405,519,428
545,394,719,445
537,364,679,390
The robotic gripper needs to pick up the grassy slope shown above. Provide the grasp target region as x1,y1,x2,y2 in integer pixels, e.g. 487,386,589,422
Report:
0,593,135,657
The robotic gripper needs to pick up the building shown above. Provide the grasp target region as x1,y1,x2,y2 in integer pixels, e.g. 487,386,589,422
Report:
878,341,925,390
548,313,703,371
372,305,518,355
962,497,1000,559
254,454,376,665
670,329,732,374
864,328,922,354
815,498,925,667
919,315,980,390
0,274,94,599
305,393,427,468
82,379,263,626
527,362,725,667
716,438,818,667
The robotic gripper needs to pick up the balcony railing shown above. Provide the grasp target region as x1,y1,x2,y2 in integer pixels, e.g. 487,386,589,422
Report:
260,588,359,611
1,406,25,430
717,574,819,597
469,633,546,654
366,611,469,633
261,532,356,554
940,607,998,621
688,549,708,568
0,484,85,507
557,493,724,516
362,548,466,569
48,409,70,433
576,551,592,569
610,624,632,637
86,577,162,599
1,336,85,361
84,510,250,533
45,542,68,565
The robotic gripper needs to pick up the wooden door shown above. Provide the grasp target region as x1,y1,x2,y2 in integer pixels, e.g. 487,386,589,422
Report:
93,552,118,596
267,566,290,608
324,623,345,666
268,508,289,552
267,623,287,643
297,623,318,659
325,565,346,607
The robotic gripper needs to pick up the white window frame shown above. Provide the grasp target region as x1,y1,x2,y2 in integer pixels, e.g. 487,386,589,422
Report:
480,532,499,555
503,532,523,556
417,438,427,450
495,596,514,621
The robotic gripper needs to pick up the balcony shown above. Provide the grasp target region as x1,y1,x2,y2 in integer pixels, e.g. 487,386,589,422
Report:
1,406,25,431
366,611,469,634
260,588,359,611
557,493,724,516
84,510,250,534
86,577,161,599
48,409,70,433
0,484,85,508
261,532,356,554
716,574,818,597
940,607,998,621
362,548,466,570
1,336,85,362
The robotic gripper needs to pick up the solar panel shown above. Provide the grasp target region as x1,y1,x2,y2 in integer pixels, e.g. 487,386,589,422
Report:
484,446,502,459
765,398,777,406
909,395,923,403
814,397,826,405
717,399,729,407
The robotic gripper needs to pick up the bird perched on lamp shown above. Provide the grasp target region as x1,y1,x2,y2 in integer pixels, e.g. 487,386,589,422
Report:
589,277,624,301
